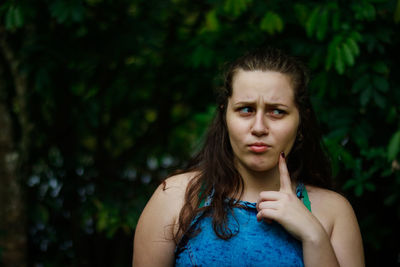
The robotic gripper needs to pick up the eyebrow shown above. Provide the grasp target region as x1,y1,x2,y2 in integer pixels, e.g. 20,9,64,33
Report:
233,101,289,108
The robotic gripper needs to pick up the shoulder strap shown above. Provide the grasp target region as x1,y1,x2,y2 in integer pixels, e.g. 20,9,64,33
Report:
296,183,312,212
198,183,206,208
302,186,312,212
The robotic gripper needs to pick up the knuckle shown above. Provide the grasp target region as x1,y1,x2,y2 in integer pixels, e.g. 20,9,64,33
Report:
261,210,269,217
258,210,265,218
282,193,290,201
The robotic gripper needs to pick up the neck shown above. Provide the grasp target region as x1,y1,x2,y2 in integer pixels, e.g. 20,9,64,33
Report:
235,163,281,203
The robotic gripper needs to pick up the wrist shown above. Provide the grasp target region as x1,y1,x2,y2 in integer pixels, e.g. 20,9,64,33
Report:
301,220,329,245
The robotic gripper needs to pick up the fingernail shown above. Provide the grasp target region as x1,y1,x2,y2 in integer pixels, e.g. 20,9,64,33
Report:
281,152,285,158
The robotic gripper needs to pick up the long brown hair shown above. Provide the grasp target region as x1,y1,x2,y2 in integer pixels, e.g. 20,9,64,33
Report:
172,47,333,244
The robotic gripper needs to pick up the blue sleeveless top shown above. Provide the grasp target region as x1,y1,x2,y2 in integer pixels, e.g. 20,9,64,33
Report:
175,184,310,267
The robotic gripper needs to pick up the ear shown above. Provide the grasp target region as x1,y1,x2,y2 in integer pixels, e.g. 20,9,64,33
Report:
297,131,303,142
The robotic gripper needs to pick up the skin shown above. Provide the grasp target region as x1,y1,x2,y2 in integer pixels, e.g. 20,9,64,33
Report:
226,70,300,197
133,70,364,267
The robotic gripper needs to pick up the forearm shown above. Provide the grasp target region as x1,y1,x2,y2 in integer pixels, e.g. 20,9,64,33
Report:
302,227,339,267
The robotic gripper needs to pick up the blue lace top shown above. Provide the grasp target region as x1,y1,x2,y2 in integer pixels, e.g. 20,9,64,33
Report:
174,183,310,267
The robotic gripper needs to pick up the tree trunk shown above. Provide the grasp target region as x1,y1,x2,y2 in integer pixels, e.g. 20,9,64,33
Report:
0,28,28,267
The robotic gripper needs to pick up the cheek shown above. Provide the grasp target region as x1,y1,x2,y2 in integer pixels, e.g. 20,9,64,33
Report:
276,121,299,149
226,117,245,146
227,120,238,143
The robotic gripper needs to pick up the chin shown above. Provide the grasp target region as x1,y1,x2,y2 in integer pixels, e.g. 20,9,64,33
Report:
234,155,277,173
246,162,276,172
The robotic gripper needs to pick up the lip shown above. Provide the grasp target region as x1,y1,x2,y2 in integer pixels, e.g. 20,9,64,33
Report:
248,142,271,153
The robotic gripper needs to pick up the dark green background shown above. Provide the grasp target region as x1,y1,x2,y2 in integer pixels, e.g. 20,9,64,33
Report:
0,0,399,266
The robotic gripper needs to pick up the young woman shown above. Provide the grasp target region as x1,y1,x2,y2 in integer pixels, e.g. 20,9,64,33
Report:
133,48,364,266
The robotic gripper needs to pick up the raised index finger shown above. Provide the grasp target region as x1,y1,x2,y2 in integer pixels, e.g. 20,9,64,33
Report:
279,152,292,193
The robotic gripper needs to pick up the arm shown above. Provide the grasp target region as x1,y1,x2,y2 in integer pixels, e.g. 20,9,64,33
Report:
327,194,365,267
256,153,364,267
302,191,364,267
133,174,189,267
299,211,340,267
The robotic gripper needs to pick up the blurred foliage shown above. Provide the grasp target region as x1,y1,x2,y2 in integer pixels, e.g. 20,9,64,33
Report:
0,0,399,266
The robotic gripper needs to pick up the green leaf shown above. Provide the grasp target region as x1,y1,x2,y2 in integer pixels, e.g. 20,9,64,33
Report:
316,8,328,41
355,3,375,21
71,83,86,96
293,4,308,26
343,179,357,190
365,3,376,20
395,0,400,23
326,35,342,70
352,121,371,148
372,75,389,92
365,183,376,192
13,6,24,27
342,43,354,66
384,194,398,205
50,0,85,23
388,130,400,160
352,75,370,93
5,6,24,30
360,85,372,106
372,62,389,74
50,1,68,23
341,148,356,167
325,47,334,71
260,11,284,35
306,6,320,37
205,9,219,31
355,184,364,196
331,11,340,31
223,0,251,18
373,91,386,108
350,31,363,42
191,45,214,67
346,37,360,56
334,46,345,74
145,109,157,123
5,7,14,29
387,106,397,124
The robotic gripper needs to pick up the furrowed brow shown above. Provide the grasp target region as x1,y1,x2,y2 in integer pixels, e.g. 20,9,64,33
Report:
233,101,289,108
233,101,255,106
265,102,289,108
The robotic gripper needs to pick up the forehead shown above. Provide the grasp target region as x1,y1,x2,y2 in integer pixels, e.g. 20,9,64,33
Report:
231,70,295,105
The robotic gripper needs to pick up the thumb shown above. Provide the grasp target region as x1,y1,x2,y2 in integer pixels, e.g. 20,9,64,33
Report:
279,152,292,193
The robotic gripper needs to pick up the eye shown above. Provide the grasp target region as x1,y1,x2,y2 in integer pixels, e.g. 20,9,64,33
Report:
269,109,286,118
238,106,254,115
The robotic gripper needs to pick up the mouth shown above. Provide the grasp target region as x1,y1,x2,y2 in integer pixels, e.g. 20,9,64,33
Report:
248,142,271,153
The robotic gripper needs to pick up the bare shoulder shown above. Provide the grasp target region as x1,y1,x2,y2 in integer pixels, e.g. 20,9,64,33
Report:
305,185,356,236
135,170,198,234
161,171,197,194
155,171,198,206
305,185,365,266
148,171,198,219
133,171,198,267
306,185,352,210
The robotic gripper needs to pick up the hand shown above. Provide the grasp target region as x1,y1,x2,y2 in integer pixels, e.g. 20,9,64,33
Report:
256,152,323,242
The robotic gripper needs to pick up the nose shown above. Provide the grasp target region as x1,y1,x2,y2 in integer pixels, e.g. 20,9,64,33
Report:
251,111,268,137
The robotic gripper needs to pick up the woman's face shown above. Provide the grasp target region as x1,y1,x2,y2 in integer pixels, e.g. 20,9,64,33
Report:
226,70,300,172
